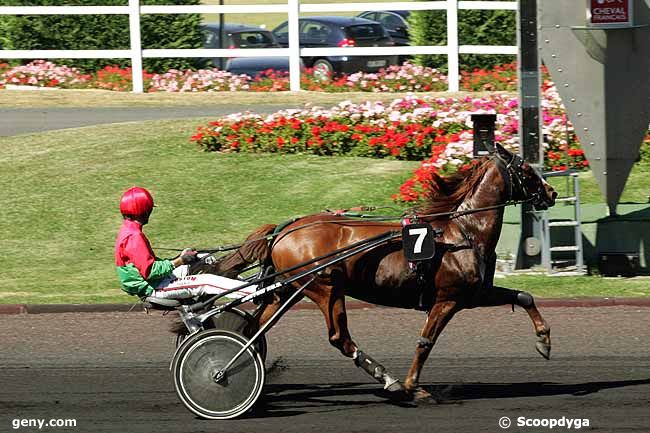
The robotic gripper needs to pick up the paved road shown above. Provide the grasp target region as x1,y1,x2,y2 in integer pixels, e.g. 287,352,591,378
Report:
0,106,296,136
2,306,649,432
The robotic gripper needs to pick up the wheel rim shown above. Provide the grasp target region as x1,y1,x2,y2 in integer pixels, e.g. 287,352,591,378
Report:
210,309,267,361
175,331,264,419
175,309,268,361
313,62,332,81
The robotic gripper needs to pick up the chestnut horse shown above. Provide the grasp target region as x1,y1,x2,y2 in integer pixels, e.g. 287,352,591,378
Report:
208,144,557,399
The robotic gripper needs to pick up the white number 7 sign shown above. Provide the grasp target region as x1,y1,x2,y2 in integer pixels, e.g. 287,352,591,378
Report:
408,228,429,254
401,222,436,261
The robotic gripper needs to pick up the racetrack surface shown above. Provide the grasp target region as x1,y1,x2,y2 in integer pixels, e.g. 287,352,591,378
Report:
2,306,649,432
0,106,297,136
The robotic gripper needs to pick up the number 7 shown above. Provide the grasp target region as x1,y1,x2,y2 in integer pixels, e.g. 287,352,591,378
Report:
408,228,428,254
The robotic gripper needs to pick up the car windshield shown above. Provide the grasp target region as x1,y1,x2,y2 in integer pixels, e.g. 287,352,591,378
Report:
344,24,386,40
231,31,275,48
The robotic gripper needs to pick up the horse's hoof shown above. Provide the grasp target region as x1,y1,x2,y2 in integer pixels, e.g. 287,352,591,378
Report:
413,387,433,401
535,340,551,360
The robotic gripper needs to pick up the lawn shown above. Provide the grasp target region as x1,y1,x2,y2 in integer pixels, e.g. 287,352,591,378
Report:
201,0,383,30
547,163,650,206
1,116,649,305
0,89,506,108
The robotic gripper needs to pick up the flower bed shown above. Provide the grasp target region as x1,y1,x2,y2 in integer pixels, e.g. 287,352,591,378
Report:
300,63,448,92
460,62,518,92
190,93,527,203
0,60,91,89
190,82,650,203
0,60,451,93
0,63,8,89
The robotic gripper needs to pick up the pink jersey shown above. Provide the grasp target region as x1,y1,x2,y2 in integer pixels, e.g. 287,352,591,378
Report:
115,219,156,279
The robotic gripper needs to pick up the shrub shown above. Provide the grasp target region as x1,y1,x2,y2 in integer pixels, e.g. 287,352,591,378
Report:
0,0,206,73
408,2,516,71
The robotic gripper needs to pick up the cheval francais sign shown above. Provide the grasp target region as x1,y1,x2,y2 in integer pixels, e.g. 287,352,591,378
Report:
588,0,633,27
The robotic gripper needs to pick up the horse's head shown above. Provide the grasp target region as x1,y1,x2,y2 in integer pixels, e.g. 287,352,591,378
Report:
494,143,557,210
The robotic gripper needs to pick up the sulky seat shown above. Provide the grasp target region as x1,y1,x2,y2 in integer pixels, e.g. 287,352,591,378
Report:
143,296,181,310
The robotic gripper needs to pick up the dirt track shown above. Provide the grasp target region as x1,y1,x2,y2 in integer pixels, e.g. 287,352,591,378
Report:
1,306,649,432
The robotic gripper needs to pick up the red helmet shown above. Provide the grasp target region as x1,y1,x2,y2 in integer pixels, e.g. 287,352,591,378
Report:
120,187,154,218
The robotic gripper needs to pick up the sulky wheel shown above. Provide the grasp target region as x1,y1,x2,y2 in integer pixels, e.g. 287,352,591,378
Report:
174,308,267,362
172,329,265,420
210,308,267,362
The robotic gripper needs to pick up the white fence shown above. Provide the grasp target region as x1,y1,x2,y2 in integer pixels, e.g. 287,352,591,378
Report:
0,0,517,92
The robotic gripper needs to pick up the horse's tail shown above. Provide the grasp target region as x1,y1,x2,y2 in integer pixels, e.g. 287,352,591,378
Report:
169,223,278,336
213,223,278,278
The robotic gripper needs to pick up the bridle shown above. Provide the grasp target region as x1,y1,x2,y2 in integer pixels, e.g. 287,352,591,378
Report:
494,150,546,207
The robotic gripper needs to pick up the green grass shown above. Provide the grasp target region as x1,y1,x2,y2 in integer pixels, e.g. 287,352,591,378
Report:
547,164,650,205
201,0,377,29
0,118,418,304
0,90,511,108
497,275,650,298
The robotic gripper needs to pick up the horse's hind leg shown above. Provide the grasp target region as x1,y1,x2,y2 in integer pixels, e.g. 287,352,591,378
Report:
479,286,551,360
308,283,404,393
404,300,459,398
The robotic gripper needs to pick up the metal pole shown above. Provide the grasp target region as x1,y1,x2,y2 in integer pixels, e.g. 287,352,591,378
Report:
213,276,315,383
515,0,543,269
288,0,301,91
446,0,459,92
128,0,143,93
218,0,225,70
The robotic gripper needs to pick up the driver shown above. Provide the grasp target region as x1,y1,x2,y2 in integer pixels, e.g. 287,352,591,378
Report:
114,186,255,300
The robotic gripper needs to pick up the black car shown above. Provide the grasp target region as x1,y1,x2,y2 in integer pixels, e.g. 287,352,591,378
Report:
356,11,410,46
201,23,280,70
272,16,399,80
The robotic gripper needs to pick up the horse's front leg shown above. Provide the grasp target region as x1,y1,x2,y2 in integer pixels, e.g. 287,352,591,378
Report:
404,300,459,399
478,285,551,360
307,282,404,393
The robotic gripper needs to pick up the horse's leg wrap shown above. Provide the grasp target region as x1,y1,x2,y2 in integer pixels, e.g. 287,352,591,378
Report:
354,350,403,392
476,287,535,308
516,291,534,308
416,336,433,350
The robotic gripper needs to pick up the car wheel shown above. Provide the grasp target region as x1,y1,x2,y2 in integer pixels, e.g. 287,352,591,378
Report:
312,59,334,82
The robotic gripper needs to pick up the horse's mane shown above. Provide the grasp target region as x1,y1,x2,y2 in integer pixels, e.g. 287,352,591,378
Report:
416,156,493,216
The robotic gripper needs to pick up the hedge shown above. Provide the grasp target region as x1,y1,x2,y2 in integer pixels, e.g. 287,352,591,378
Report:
0,0,206,73
408,1,516,71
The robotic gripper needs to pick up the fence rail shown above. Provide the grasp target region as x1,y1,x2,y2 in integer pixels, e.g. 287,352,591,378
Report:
0,0,518,92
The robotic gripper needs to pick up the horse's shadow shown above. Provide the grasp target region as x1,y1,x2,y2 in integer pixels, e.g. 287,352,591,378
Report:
242,378,650,419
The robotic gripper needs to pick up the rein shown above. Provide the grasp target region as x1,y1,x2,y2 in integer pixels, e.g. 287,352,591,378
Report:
179,199,529,255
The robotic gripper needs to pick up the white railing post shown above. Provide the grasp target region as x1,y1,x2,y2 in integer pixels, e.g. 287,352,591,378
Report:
288,0,301,92
128,0,144,93
446,0,459,92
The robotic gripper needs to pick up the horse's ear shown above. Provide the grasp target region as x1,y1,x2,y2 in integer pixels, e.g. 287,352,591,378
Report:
494,142,509,157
